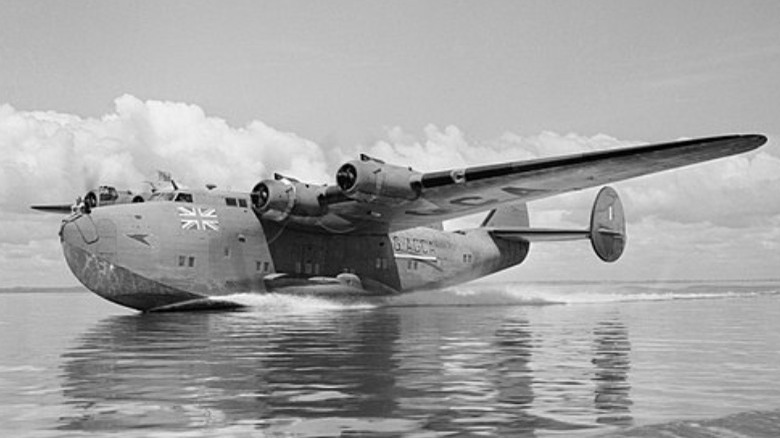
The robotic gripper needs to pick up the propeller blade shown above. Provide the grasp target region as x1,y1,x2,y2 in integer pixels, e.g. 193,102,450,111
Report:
31,204,73,214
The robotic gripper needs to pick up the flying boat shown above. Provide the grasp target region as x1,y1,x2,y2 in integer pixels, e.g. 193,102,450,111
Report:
33,134,767,311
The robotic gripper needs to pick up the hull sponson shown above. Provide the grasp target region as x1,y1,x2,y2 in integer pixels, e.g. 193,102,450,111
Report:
62,240,202,311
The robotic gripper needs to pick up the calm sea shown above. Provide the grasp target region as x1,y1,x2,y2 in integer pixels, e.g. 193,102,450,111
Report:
2,281,780,437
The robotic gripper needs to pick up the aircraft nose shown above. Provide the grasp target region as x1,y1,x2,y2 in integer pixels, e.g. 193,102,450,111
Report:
60,214,99,282
58,209,200,312
59,214,98,250
60,217,78,248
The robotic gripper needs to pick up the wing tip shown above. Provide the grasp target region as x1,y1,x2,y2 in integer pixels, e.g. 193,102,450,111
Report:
707,133,767,154
742,133,768,149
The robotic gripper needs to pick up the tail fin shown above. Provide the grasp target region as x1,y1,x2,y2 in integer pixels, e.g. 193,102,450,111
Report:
481,203,530,228
589,186,626,262
484,187,626,263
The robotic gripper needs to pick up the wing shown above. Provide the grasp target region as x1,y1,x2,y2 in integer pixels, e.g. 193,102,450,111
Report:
320,134,766,233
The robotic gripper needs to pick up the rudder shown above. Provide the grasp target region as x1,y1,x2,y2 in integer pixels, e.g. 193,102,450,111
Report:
589,186,626,262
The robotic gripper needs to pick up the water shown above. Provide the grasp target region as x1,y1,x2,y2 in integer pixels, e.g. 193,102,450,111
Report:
2,281,780,437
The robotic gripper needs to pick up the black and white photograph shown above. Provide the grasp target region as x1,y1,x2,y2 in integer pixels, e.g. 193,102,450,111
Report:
2,1,779,437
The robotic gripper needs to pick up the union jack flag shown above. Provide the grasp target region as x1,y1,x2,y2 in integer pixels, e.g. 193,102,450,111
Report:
178,206,219,231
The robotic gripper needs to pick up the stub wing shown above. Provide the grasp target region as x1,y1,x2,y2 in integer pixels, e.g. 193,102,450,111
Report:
322,134,765,233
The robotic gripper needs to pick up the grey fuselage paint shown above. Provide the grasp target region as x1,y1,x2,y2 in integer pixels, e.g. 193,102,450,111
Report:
59,189,529,311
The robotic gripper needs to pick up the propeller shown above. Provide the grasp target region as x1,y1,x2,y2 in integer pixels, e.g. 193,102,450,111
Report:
336,163,358,191
251,182,271,209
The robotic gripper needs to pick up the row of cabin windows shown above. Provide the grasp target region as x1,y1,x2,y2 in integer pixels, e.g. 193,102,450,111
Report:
295,261,321,275
178,255,272,273
151,192,249,207
463,254,474,263
377,258,424,270
177,255,453,272
150,192,192,202
178,255,196,268
225,197,248,208
375,258,391,270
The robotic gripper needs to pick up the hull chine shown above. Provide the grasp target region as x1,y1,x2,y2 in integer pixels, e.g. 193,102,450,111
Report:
62,240,204,312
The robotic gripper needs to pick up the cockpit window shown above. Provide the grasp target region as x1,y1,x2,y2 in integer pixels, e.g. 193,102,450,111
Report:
238,198,248,208
225,197,237,207
150,192,175,201
149,191,193,202
99,187,118,202
174,192,193,203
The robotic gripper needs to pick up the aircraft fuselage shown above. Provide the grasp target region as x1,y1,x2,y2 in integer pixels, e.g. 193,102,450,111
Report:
59,189,528,311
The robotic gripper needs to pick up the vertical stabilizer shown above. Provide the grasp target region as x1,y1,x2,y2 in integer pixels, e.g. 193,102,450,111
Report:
480,203,530,228
589,186,626,262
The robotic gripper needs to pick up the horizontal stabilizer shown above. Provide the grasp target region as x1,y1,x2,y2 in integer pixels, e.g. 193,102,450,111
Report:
488,228,589,242
488,186,627,262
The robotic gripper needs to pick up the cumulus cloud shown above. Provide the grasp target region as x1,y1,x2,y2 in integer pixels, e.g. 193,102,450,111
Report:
1,95,777,285
0,95,330,213
4,96,775,226
618,147,780,228
361,127,635,172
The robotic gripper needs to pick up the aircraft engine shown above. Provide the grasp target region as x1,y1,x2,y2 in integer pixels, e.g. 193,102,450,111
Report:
336,155,422,203
251,178,327,222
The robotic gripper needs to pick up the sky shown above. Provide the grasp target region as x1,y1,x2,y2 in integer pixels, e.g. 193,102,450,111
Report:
1,0,779,287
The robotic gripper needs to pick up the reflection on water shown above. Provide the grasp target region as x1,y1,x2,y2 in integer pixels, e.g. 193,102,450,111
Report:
59,305,633,436
60,309,403,434
2,284,777,437
593,320,632,426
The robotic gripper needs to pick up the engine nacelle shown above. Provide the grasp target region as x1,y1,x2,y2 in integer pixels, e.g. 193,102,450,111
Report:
336,155,422,203
84,185,147,210
251,178,327,222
